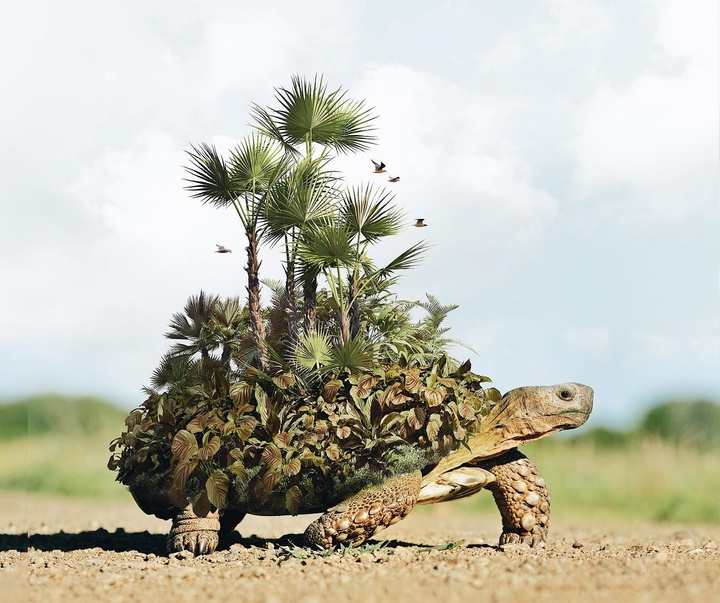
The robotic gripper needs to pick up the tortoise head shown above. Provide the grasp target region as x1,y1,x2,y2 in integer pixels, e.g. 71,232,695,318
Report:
486,382,594,446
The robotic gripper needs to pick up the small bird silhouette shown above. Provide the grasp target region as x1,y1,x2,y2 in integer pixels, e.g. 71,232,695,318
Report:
388,176,400,183
414,219,427,228
371,160,386,173
215,244,232,254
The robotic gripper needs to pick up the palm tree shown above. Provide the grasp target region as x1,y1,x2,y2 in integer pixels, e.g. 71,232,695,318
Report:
261,154,340,345
251,75,378,342
184,135,288,370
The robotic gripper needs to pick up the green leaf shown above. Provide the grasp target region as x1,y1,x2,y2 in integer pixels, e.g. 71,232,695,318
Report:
426,414,442,441
255,385,270,425
198,435,221,461
171,430,198,461
261,468,281,492
355,374,378,398
326,443,341,461
206,470,230,509
485,387,502,402
172,459,199,491
274,432,293,448
406,407,426,431
282,458,302,477
236,416,258,441
229,460,247,480
403,369,423,394
192,490,212,518
323,380,343,402
453,359,472,377
285,485,303,516
424,388,444,407
458,402,476,420
186,414,207,433
336,425,352,439
124,410,143,430
272,373,296,389
261,443,282,470
230,382,253,407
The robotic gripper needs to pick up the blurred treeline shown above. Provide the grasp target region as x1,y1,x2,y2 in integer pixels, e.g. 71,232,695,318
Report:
1,394,718,523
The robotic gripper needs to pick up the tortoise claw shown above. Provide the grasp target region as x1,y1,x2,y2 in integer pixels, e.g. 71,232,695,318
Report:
499,530,546,548
167,506,220,555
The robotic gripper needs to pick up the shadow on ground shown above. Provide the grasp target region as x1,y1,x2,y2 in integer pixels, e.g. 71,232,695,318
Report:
6,530,496,555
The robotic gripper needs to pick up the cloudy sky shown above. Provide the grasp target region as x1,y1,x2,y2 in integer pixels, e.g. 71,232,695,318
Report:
3,0,718,426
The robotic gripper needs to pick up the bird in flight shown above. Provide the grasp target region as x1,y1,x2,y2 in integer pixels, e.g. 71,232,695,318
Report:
388,176,400,183
414,219,427,228
372,160,386,173
215,244,232,253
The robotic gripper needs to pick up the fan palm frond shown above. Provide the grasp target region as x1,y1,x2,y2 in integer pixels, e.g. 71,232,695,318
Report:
183,144,236,208
252,75,377,154
292,327,333,372
341,183,404,244
298,220,357,269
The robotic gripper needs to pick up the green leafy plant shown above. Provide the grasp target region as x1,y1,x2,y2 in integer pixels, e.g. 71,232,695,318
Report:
109,75,496,516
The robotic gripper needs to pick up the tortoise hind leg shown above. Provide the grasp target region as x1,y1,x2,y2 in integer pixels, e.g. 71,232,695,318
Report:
304,471,422,549
477,449,550,547
168,505,221,555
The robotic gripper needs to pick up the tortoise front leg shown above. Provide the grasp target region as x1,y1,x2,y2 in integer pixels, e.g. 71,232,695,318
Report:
477,449,550,547
168,504,221,555
304,471,422,549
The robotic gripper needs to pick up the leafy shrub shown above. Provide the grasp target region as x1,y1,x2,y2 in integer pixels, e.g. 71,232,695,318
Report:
109,355,498,516
639,399,720,450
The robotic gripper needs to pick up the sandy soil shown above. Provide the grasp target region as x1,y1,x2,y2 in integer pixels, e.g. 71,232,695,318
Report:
2,491,718,603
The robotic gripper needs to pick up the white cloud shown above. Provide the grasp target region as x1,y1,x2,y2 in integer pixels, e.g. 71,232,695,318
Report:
655,0,718,63
572,0,718,223
350,64,560,277
564,326,612,352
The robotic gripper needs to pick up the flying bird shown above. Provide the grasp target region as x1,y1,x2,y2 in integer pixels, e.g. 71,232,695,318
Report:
371,159,386,173
388,176,400,183
215,244,232,253
414,219,427,228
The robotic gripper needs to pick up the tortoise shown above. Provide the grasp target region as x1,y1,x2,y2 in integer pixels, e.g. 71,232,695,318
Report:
119,381,593,555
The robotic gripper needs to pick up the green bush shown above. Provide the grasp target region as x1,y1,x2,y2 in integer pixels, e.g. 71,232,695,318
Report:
638,399,720,450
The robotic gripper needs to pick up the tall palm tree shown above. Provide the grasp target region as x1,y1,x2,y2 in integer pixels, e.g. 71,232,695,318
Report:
184,135,288,370
261,154,340,345
251,75,378,341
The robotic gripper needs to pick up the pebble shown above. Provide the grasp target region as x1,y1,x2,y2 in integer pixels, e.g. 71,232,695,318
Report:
654,550,669,562
703,540,718,550
572,541,584,549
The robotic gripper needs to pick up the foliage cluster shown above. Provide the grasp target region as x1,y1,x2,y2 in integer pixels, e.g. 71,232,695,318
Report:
109,348,496,516
108,75,498,515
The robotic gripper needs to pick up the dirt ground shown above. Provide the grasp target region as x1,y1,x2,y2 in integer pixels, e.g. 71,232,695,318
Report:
2,492,718,603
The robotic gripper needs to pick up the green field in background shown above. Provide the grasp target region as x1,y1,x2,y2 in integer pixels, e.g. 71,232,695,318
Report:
2,394,718,523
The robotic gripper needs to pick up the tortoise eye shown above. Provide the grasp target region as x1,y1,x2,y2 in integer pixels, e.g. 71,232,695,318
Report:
559,389,573,401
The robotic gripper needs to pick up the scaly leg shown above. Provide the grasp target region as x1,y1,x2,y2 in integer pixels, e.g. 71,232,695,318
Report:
304,471,422,549
167,504,221,555
477,449,550,547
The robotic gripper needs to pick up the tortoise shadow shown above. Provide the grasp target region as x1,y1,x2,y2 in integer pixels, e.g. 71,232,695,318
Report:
9,529,497,555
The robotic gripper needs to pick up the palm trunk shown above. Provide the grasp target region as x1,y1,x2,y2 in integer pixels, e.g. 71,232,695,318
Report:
245,230,268,370
302,272,317,333
348,274,360,339
284,262,298,347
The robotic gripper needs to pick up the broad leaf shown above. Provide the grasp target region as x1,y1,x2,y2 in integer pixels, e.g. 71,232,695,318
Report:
171,430,198,461
206,470,229,509
285,485,303,516
172,459,199,491
198,435,221,461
